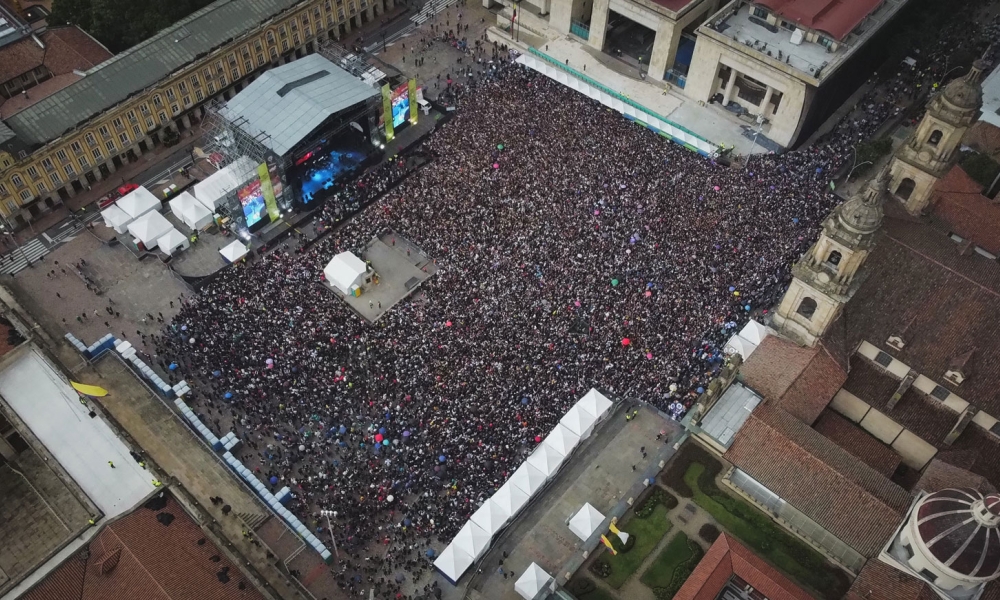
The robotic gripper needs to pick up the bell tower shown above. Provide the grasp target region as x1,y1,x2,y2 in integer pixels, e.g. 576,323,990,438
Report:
888,60,987,215
773,168,888,346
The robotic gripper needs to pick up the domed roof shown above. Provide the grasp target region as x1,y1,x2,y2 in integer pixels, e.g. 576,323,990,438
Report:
837,168,887,234
942,60,987,111
915,488,1000,581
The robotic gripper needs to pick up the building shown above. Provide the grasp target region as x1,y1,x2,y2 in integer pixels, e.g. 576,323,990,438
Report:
0,0,392,228
0,26,111,109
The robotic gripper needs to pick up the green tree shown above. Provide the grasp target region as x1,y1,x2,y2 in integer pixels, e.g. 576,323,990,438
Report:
48,0,94,30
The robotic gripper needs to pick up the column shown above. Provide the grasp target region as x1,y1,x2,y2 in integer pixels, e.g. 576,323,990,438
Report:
366,5,374,21
65,184,77,198
181,114,192,130
647,22,677,83
587,0,609,51
722,66,738,105
106,159,116,174
384,0,393,11
549,0,573,34
759,86,773,117
539,0,550,15
93,169,103,182
133,141,144,157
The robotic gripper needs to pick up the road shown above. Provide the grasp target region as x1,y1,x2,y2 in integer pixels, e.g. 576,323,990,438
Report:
0,146,196,276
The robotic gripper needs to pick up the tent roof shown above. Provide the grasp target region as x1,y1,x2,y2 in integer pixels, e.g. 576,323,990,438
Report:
157,228,188,251
127,210,172,244
116,186,160,219
452,521,491,560
219,54,380,156
510,462,547,496
220,239,248,261
101,203,131,226
470,499,510,536
515,563,552,600
560,404,598,438
569,502,605,541
170,191,212,219
433,542,475,583
492,480,530,517
577,389,613,418
193,156,258,209
738,319,768,346
324,251,367,290
544,423,580,455
526,441,565,477
724,334,759,360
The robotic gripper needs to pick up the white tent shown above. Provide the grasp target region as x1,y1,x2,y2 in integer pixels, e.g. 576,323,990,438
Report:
544,423,580,456
509,462,547,496
492,480,530,517
324,251,367,294
515,563,553,600
568,503,605,542
724,334,758,360
433,543,475,584
577,389,613,420
220,240,249,263
116,186,161,220
127,211,173,250
101,204,133,234
169,191,214,230
739,319,768,346
560,404,599,439
157,228,190,255
470,498,510,536
526,441,565,478
193,155,258,210
452,520,491,560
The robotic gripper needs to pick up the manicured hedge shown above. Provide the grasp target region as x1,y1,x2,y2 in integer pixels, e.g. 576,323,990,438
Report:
660,442,723,497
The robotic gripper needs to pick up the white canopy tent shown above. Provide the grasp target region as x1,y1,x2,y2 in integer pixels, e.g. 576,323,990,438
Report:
169,192,214,230
509,462,547,496
568,503,605,542
220,240,249,263
127,211,173,250
577,389,613,420
739,319,768,346
157,228,190,255
324,251,367,294
452,520,491,560
492,480,530,517
101,204,133,234
470,498,511,536
526,441,565,478
724,334,758,360
515,563,553,600
560,403,599,439
544,423,581,456
193,155,257,211
116,186,161,220
433,543,475,584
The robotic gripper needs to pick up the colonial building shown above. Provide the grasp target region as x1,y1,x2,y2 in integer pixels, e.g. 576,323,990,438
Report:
0,0,390,227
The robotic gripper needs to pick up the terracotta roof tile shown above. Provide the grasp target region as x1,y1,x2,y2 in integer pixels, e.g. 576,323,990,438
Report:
725,404,910,556
674,534,816,600
778,347,846,425
755,0,883,41
0,26,110,88
931,165,1000,255
813,409,901,478
914,458,993,494
963,121,1000,157
846,560,937,600
741,337,817,400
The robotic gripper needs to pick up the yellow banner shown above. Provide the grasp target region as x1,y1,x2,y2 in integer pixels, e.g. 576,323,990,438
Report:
381,84,394,141
258,163,280,221
72,381,109,397
609,522,621,536
600,535,617,555
408,78,418,125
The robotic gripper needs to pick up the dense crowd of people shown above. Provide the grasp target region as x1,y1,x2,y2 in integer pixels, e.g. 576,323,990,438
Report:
150,7,1000,597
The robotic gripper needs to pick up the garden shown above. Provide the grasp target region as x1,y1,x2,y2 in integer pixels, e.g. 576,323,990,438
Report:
590,487,677,589
640,532,705,600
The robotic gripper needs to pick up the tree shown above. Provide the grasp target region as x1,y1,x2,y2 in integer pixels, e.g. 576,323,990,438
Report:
48,0,94,30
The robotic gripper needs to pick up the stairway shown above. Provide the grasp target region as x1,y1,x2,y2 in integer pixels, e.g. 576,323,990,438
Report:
237,511,270,531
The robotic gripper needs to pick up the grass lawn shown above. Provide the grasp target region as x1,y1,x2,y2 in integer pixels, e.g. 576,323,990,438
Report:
604,504,672,589
640,531,697,589
684,463,850,600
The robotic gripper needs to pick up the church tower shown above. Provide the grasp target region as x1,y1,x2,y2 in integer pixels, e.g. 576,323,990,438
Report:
888,60,987,215
772,168,888,346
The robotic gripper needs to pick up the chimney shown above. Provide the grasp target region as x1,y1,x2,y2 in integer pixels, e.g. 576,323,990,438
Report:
945,349,974,386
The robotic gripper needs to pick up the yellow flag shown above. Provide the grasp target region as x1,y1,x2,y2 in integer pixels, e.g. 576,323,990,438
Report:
609,522,621,536
601,535,617,555
71,381,109,397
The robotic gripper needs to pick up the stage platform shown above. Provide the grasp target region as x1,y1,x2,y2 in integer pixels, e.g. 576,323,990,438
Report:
324,230,437,322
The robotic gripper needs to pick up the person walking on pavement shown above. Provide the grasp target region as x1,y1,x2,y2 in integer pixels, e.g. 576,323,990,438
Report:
108,461,115,468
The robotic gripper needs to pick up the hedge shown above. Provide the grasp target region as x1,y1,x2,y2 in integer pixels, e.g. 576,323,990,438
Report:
699,523,720,544
660,442,723,497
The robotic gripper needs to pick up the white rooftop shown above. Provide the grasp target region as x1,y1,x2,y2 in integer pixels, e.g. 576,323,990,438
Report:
699,382,762,448
980,63,1000,129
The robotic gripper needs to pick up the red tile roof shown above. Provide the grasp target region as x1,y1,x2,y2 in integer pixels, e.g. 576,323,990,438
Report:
963,122,1000,157
914,458,993,495
754,0,883,41
931,165,1000,255
846,560,937,600
813,409,901,478
674,533,817,600
725,404,910,556
22,492,265,600
0,26,110,86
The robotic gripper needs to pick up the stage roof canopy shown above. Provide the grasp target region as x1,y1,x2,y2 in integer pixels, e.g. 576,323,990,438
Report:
219,53,380,157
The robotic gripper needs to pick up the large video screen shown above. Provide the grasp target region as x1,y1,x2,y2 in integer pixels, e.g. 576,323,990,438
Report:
237,178,268,229
391,85,410,128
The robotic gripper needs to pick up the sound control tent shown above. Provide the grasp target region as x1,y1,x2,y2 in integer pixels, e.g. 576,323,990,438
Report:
739,319,768,345
515,563,553,600
220,240,249,263
324,251,367,294
724,334,758,360
568,503,605,542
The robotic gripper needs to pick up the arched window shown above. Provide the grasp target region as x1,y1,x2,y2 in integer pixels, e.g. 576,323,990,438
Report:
826,250,842,266
928,130,943,146
896,178,916,201
797,297,817,319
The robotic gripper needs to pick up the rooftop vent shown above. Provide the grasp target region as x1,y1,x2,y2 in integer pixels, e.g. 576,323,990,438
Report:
944,349,974,386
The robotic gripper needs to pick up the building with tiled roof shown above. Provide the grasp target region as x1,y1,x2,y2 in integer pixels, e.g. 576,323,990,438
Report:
673,533,817,600
22,490,266,600
846,559,938,600
0,26,111,103
928,164,1000,257
813,409,901,478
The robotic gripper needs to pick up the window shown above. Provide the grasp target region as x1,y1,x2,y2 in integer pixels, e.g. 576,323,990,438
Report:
195,89,204,102
26,166,40,180
0,183,8,196
204,68,213,80
5,199,16,213
254,39,263,52
241,46,250,59
796,297,817,319
36,181,47,194
325,0,332,11
55,149,69,163
256,53,265,67
98,125,111,139
826,250,842,266
40,158,54,172
105,140,116,153
752,6,768,18
207,81,216,94
215,60,224,73
132,124,142,138
244,59,253,73
49,172,61,185
171,104,180,115
118,132,130,145
64,164,76,178
78,155,90,169
11,174,24,188
183,96,192,108
281,39,289,52
126,109,137,122
918,569,938,583
85,132,98,147
178,80,188,93
266,30,275,44
874,351,893,367
218,76,227,87
975,246,998,260
928,130,943,146
293,33,300,46
71,141,84,154
92,148,103,161
930,385,951,402
112,117,124,130
191,75,201,88
153,94,164,108
818,36,833,49
895,178,916,201
780,20,795,31
279,27,287,39
19,189,32,201
140,103,151,115
268,47,278,61
338,8,345,20
166,88,176,101
145,117,155,130
228,53,237,66
158,111,169,123
231,68,240,80
305,25,312,37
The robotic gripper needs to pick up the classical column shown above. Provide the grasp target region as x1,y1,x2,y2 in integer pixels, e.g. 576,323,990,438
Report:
722,67,738,105
181,114,192,130
647,22,677,82
106,159,116,174
548,0,573,34
759,86,774,117
587,0,609,51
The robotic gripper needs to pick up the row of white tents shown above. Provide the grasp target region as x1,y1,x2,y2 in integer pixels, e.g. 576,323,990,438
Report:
723,319,769,360
100,186,192,254
433,389,614,586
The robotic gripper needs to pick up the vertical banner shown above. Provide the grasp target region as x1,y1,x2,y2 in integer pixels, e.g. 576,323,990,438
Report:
258,162,280,221
381,84,394,141
408,78,418,125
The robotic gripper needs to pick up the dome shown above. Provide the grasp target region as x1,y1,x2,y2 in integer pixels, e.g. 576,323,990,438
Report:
942,60,988,111
914,488,1000,581
837,168,887,234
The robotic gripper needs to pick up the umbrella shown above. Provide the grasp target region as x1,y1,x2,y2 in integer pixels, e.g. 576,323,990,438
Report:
497,144,504,150
396,573,404,583
169,363,178,371
611,279,619,286
403,430,411,438
521,397,529,405
212,370,221,377
270,476,278,485
375,434,384,443
298,444,306,451
425,548,436,558
224,392,233,400
404,518,412,526
383,439,390,446
621,338,631,346
379,427,386,435
492,163,499,169
439,455,446,463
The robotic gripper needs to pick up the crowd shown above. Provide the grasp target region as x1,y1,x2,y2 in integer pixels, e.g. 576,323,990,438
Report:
150,7,1000,598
